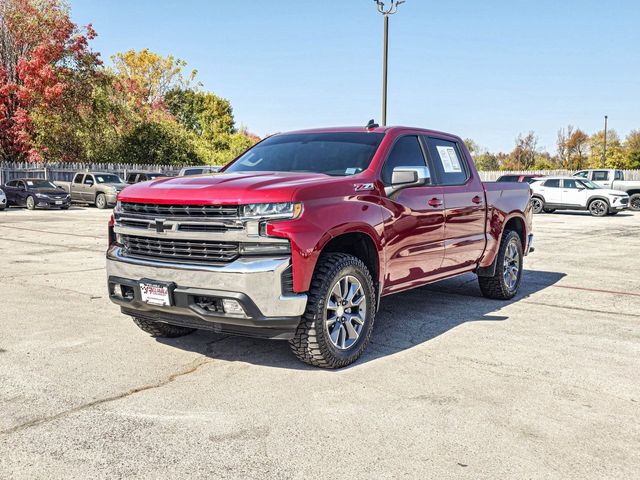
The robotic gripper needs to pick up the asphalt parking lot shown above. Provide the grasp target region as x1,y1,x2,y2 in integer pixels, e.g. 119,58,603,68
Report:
1,206,639,479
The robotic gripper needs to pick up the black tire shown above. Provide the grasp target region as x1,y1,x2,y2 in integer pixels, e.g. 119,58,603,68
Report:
60,206,70,210
609,210,619,216
132,317,195,338
478,230,523,300
588,199,609,217
543,208,556,213
289,253,376,369
26,195,36,210
95,193,107,209
530,197,544,214
629,193,640,211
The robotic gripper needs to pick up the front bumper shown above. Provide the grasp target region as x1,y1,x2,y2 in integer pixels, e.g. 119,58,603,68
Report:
106,246,307,340
36,197,71,208
106,193,118,205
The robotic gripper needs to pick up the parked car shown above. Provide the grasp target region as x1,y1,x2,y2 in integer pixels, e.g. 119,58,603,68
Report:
107,125,534,368
1,178,71,210
56,172,127,209
178,166,220,176
530,176,629,216
496,174,542,184
0,187,7,210
573,169,640,211
125,171,168,184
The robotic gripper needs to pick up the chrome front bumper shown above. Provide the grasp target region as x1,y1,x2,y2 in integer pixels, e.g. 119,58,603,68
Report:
106,246,307,339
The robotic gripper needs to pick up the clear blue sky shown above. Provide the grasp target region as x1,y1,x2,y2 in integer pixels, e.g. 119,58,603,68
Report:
71,0,640,153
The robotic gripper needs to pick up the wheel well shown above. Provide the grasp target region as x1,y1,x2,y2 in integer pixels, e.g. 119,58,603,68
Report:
504,217,526,250
588,196,609,207
626,190,640,196
321,232,379,289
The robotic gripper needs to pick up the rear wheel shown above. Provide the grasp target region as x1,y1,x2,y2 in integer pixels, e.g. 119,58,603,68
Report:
478,230,523,300
132,317,195,338
588,199,608,217
289,253,376,368
95,193,107,209
26,195,36,210
629,193,640,211
531,197,544,214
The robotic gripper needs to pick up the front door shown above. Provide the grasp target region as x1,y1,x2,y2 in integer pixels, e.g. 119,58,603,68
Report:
380,135,445,293
561,178,588,206
423,136,487,273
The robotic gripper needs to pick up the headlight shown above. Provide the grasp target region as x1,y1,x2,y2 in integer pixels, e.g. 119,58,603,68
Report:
241,202,302,219
115,200,122,212
35,193,48,198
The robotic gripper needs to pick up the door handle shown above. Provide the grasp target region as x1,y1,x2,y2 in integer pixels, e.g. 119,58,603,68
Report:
472,195,483,204
428,198,443,207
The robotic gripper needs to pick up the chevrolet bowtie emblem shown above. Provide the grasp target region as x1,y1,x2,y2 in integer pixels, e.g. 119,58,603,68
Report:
154,218,167,233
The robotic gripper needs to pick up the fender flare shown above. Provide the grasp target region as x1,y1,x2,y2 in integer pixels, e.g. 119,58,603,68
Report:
477,212,527,278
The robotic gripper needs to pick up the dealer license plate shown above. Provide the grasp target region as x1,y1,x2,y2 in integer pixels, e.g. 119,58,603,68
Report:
139,281,172,306
55,201,63,205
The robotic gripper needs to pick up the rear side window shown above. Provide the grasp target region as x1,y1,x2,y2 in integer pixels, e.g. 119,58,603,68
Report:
424,137,469,185
73,174,84,184
615,170,623,181
544,179,560,188
381,136,427,184
593,171,609,181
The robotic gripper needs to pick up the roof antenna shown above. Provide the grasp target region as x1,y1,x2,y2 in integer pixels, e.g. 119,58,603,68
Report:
366,119,379,130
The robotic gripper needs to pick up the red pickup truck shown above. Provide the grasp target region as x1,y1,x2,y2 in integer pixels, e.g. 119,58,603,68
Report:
107,126,533,368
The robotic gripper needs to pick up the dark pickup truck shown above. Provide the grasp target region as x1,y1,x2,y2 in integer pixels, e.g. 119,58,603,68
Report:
107,125,533,368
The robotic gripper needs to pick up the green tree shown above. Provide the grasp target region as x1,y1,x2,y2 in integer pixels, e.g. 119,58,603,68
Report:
589,130,625,168
624,130,640,169
474,152,500,170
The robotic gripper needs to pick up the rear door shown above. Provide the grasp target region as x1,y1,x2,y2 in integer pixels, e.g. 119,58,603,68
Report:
380,135,445,293
591,170,612,188
71,173,84,201
424,136,486,273
82,174,95,202
3,180,19,204
539,179,562,204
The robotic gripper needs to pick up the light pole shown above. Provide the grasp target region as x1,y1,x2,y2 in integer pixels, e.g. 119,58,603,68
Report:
373,1,405,126
602,115,608,167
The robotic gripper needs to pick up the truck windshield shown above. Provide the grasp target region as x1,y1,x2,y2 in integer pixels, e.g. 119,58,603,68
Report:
225,132,385,176
95,174,123,184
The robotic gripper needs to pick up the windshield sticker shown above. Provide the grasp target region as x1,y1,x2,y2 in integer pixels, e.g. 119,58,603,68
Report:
436,146,462,173
345,168,357,175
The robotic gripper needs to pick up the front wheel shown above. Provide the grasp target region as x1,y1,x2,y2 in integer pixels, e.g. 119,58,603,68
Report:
289,253,376,368
530,197,544,214
588,199,608,217
95,193,107,209
478,230,523,300
629,193,640,211
26,195,36,210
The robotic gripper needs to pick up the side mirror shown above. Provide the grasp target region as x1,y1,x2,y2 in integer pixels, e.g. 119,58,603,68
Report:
385,166,430,196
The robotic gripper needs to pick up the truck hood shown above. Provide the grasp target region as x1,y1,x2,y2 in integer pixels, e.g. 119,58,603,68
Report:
117,171,337,204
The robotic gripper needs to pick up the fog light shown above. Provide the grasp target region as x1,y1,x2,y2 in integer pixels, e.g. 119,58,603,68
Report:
222,299,245,315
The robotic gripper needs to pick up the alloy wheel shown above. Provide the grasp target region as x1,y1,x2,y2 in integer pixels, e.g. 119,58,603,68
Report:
531,197,543,214
589,200,607,216
325,275,367,350
503,239,520,291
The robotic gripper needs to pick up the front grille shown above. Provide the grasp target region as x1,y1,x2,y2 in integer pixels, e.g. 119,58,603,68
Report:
178,224,242,233
121,202,239,218
121,234,239,264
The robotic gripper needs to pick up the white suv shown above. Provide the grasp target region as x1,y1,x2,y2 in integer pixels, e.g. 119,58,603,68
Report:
530,176,629,217
0,187,6,210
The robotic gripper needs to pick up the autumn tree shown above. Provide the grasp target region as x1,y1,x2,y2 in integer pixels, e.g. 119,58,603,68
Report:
624,130,640,169
0,0,100,161
507,132,539,169
588,129,625,168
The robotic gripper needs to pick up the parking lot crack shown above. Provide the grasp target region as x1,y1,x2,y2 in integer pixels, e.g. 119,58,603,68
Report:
0,356,215,436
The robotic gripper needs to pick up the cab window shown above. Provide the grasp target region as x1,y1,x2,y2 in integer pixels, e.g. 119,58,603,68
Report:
381,136,427,185
84,175,94,185
593,171,609,181
73,174,84,184
574,171,588,178
615,170,623,181
543,179,560,188
424,137,469,185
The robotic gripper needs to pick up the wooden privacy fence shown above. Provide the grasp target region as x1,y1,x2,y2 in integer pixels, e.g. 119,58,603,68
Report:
1,162,640,184
0,162,187,184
